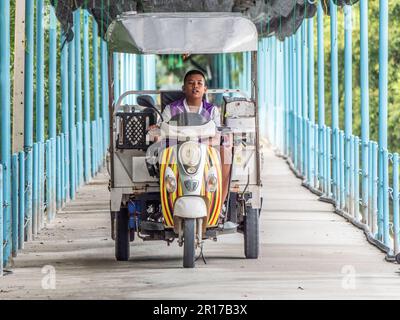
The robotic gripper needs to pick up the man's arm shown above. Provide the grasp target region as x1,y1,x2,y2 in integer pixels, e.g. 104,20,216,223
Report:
158,105,172,125
211,106,221,127
148,105,172,131
207,106,222,146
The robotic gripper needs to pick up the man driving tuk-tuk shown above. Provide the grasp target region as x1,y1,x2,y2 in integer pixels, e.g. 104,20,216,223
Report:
148,69,233,210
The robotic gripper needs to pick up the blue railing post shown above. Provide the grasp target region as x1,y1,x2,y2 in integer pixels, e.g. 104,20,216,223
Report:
354,137,360,221
11,154,18,257
393,153,400,255
350,136,355,216
368,141,373,230
39,144,44,228
91,121,97,177
378,0,390,247
339,131,345,210
273,39,278,147
49,6,57,221
0,0,11,265
372,142,378,237
334,128,340,203
288,38,293,159
301,22,308,179
284,39,289,156
18,152,24,250
60,133,66,205
0,165,3,275
32,143,38,236
61,36,70,202
92,20,100,174
56,136,61,210
52,137,57,216
101,40,108,159
308,16,315,187
45,141,51,222
295,31,301,172
313,124,318,188
75,10,84,188
326,127,332,197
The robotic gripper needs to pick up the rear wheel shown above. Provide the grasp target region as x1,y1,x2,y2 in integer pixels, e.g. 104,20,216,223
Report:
244,207,259,259
183,219,196,268
115,208,130,261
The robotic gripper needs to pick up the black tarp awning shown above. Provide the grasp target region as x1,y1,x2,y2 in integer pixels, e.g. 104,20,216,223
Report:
51,0,358,42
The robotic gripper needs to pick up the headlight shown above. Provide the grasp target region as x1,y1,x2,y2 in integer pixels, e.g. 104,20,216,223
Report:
206,167,218,192
179,142,201,167
164,167,177,193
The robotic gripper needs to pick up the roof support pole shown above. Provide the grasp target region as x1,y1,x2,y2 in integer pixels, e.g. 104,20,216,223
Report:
83,10,91,183
344,5,353,218
308,17,315,188
61,37,70,203
330,0,339,201
378,0,389,247
68,23,76,200
0,0,11,266
317,2,325,192
301,22,308,180
75,10,83,188
92,20,100,173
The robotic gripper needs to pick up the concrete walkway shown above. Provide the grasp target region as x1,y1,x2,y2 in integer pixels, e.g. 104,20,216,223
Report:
1,145,400,299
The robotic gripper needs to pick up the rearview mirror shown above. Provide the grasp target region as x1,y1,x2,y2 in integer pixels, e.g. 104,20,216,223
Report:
137,95,155,109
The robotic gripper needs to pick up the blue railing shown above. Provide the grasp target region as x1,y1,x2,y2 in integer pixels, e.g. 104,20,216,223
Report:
0,2,158,276
0,4,109,275
2,0,397,277
263,1,399,261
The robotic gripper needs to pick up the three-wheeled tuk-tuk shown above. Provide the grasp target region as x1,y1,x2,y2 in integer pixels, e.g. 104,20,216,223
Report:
105,12,263,268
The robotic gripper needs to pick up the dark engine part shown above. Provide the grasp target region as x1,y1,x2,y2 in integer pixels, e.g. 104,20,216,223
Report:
129,193,163,232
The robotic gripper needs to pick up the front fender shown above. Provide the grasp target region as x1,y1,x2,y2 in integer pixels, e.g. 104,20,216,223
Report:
173,197,207,219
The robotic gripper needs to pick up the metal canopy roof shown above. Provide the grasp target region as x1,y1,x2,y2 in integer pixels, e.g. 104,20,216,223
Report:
106,12,258,54
51,0,359,42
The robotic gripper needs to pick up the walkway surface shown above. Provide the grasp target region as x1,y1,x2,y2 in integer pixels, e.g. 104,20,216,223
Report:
1,144,400,299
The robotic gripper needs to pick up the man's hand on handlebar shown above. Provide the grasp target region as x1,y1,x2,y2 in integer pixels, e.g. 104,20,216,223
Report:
147,124,161,142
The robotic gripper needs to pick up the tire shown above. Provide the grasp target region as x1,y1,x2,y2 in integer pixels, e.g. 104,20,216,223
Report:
396,253,400,264
244,207,259,259
183,219,196,268
115,208,130,261
227,192,238,224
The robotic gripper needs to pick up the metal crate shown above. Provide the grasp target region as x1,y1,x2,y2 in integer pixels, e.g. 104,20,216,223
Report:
116,110,156,150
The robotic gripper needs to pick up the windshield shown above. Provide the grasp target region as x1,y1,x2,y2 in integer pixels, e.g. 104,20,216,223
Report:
168,112,210,127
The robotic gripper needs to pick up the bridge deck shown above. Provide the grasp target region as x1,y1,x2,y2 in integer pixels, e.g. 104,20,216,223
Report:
1,145,400,299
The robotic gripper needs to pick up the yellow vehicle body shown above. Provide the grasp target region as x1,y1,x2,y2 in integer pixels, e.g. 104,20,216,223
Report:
159,145,222,228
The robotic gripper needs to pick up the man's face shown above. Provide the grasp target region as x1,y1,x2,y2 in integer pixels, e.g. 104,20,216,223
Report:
182,74,207,101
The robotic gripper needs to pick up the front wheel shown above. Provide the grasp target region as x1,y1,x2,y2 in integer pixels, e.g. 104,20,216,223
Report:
183,219,196,268
115,208,130,261
244,207,259,259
